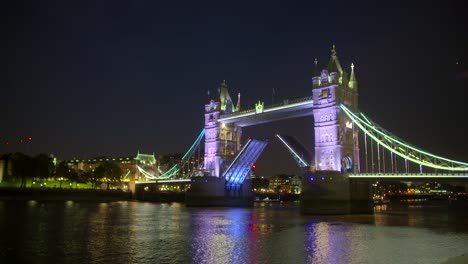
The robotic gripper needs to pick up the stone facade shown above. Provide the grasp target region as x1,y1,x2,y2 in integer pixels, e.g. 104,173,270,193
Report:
312,46,360,172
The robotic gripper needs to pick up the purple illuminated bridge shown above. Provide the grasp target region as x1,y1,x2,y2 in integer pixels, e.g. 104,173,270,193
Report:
137,46,468,212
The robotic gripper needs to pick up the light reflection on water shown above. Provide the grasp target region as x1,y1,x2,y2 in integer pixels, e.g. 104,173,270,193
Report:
0,200,467,263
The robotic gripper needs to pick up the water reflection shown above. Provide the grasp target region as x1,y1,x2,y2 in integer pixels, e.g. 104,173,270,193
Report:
305,220,354,264
189,208,251,263
0,201,467,264
188,204,308,263
85,202,136,262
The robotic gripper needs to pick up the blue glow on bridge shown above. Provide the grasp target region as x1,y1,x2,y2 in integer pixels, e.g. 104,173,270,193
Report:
224,139,268,188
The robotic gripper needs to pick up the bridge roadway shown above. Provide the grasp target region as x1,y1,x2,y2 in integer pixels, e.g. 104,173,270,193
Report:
136,172,468,185
349,173,468,182
136,179,191,184
218,96,314,127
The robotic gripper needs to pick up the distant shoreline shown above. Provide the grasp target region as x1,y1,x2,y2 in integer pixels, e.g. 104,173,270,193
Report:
0,187,132,201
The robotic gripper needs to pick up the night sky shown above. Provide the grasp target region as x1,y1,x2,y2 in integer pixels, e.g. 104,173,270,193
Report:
3,0,467,177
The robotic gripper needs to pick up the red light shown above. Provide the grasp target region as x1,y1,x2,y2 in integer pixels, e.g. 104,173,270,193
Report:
5,141,9,145
252,164,256,169
19,139,24,143
28,136,32,141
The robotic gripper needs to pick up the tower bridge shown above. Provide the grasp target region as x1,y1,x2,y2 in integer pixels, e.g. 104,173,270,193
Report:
138,45,468,213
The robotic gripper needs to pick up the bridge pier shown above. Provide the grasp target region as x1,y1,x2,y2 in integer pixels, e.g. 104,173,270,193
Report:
129,174,136,200
185,176,253,207
300,171,373,215
349,177,373,214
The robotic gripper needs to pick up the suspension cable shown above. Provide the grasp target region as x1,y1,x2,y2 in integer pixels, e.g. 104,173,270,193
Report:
341,104,468,171
364,133,369,173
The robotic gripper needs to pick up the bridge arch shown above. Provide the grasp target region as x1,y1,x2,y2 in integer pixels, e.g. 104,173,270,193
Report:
341,156,353,172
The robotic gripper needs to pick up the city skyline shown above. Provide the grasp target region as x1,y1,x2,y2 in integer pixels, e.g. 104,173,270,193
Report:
3,0,467,177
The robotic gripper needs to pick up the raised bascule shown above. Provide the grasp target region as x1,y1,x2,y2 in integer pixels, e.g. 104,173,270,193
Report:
138,45,468,213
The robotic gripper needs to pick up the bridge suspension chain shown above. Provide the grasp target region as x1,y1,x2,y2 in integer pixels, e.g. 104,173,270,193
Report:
138,129,205,180
341,104,468,172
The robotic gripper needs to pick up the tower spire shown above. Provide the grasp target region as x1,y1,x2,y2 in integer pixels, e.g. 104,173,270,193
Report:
313,58,319,76
331,44,337,57
349,63,357,89
327,44,343,74
235,92,241,112
206,89,211,102
219,80,233,112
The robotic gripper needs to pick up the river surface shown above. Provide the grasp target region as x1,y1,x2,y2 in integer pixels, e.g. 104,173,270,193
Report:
0,200,467,264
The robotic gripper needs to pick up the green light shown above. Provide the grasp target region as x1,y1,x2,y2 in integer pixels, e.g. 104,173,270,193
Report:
340,104,468,171
360,113,373,125
349,174,468,179
181,128,205,160
140,129,205,180
357,111,468,166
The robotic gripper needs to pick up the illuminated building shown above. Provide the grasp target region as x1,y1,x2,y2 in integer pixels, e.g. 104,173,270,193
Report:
269,174,302,194
65,152,157,182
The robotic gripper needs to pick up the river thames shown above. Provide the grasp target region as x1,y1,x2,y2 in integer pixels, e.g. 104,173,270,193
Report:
0,200,467,263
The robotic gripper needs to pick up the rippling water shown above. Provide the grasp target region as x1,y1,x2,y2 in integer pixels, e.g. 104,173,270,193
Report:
0,200,467,263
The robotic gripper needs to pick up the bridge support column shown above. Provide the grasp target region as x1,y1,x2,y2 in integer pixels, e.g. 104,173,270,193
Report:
349,178,373,214
185,176,253,207
129,173,136,200
300,171,373,215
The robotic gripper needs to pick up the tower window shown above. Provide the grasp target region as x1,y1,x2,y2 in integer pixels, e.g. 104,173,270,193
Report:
321,89,329,98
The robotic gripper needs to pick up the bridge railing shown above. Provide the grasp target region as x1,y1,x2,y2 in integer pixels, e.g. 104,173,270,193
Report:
349,172,468,177
221,108,256,119
219,96,313,119
278,95,314,105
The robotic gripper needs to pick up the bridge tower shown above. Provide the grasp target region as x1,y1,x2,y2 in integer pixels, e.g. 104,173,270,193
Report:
302,46,370,215
203,80,242,177
312,45,360,172
187,81,251,207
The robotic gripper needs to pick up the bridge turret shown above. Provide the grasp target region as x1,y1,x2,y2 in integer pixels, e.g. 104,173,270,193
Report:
341,70,349,86
312,58,321,88
320,69,329,86
330,72,339,84
346,63,359,113
219,80,235,114
348,63,358,90
204,100,221,176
